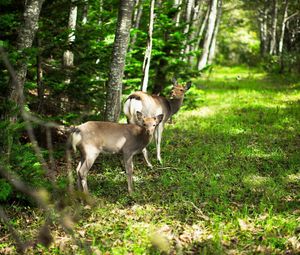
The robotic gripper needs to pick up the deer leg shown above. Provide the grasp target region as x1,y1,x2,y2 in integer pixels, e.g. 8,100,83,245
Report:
77,151,99,194
155,123,164,164
142,148,153,168
76,158,84,191
124,154,134,194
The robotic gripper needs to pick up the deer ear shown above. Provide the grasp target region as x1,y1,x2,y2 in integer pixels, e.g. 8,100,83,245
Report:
136,111,143,122
172,77,178,86
156,114,164,124
185,81,192,90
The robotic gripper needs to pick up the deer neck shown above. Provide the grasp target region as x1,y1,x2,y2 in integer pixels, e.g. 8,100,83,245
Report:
138,128,153,147
168,97,184,116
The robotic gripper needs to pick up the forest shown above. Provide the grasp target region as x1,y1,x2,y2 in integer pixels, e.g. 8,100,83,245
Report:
0,0,300,254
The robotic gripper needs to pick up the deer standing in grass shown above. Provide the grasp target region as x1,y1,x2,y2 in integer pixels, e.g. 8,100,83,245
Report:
70,111,164,194
123,78,191,164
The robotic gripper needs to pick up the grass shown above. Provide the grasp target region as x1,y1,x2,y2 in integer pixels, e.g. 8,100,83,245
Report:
1,66,300,254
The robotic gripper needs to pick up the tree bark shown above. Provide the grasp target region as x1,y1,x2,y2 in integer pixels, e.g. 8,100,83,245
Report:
63,1,78,68
129,0,144,52
36,35,44,113
174,0,183,26
141,0,155,92
278,0,289,55
197,0,218,70
9,0,45,109
105,0,134,122
258,1,269,56
183,0,195,58
208,0,222,64
269,0,278,55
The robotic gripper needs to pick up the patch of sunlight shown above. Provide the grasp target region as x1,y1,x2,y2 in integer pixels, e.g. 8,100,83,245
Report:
229,127,246,135
276,91,300,103
285,173,300,184
189,106,216,118
243,174,272,190
242,147,283,159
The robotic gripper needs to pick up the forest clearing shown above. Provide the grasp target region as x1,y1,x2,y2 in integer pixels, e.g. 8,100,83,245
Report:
1,66,299,254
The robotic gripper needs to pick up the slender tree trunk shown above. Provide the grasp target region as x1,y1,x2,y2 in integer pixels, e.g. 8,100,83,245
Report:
197,0,218,70
82,0,88,25
258,1,269,56
141,0,155,92
183,0,195,58
208,0,222,64
129,0,144,51
174,0,183,26
188,0,204,64
105,0,134,122
9,0,45,111
36,35,44,113
195,3,210,66
63,1,78,68
269,0,278,55
278,0,289,55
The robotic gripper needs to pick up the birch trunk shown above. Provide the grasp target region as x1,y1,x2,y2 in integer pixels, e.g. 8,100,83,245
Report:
9,0,45,109
174,0,183,26
82,0,88,25
258,1,269,56
141,0,155,92
36,35,44,113
269,0,278,55
188,0,204,64
278,0,289,55
63,1,78,68
197,0,218,70
208,0,222,64
183,0,195,58
129,0,144,51
105,0,134,122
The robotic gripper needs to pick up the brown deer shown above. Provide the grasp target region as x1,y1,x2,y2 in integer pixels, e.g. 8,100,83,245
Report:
70,111,164,194
123,78,191,164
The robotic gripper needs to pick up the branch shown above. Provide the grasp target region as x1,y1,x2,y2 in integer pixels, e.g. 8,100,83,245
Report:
285,11,299,22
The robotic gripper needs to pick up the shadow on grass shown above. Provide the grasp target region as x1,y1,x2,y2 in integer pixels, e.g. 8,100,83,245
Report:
84,92,300,222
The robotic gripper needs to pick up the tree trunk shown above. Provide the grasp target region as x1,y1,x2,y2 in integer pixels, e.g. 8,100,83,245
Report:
141,0,155,92
208,0,222,64
197,0,218,70
82,0,88,25
183,0,195,58
129,0,144,52
269,0,278,55
258,1,269,56
63,1,78,68
36,35,44,113
278,0,289,55
174,0,183,26
9,0,45,110
195,3,210,66
105,0,134,122
187,0,204,64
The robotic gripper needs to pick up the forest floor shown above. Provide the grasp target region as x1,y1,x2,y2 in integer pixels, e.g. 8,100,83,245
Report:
1,66,300,254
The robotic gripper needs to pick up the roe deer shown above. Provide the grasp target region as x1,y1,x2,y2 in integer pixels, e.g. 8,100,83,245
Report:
123,78,191,164
70,111,163,194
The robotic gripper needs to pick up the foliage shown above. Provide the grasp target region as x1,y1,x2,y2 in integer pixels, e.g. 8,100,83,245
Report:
0,120,49,202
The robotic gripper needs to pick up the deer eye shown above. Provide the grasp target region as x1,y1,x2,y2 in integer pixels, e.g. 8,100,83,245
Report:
180,89,184,92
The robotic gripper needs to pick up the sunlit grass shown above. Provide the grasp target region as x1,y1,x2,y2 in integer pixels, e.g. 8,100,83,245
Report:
2,66,300,254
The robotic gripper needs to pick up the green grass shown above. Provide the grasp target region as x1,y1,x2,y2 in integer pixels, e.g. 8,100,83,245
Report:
2,66,300,254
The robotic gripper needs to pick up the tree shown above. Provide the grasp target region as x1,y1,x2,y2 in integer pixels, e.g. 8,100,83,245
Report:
9,0,45,112
105,0,134,122
141,0,155,92
197,0,218,70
